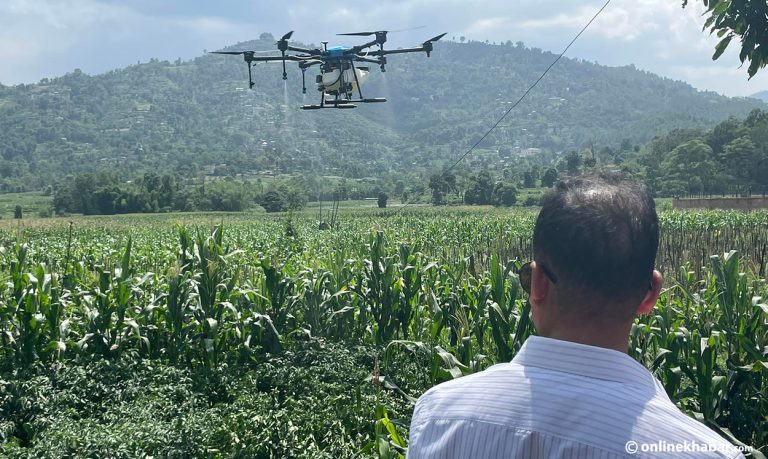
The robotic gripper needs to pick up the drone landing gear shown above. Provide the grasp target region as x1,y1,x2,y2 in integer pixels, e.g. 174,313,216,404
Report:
300,104,356,109
299,98,386,110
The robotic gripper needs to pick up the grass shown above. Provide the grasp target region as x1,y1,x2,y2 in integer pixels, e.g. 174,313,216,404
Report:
0,192,53,219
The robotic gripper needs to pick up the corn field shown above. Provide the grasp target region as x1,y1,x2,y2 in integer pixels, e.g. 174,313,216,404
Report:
0,209,766,458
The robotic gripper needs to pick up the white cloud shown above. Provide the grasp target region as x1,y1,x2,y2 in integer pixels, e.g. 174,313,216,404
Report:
0,0,254,84
0,0,765,97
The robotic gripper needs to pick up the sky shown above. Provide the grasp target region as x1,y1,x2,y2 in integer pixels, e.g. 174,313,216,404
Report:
1,0,767,97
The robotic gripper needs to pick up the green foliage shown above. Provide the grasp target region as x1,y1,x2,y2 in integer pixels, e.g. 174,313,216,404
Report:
256,181,307,213
0,39,762,196
660,139,716,195
0,209,766,455
377,192,388,209
463,171,494,205
54,172,255,214
491,182,518,207
0,341,413,458
638,110,768,196
684,0,768,78
258,190,287,213
541,167,558,187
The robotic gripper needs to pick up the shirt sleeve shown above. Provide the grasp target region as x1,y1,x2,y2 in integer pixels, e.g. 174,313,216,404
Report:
406,395,429,458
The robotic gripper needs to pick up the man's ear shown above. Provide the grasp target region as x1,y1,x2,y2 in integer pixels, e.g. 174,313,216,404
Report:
529,261,550,307
636,270,663,315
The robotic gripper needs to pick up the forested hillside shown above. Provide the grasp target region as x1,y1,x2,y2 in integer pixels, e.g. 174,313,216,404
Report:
0,35,763,194
751,90,768,102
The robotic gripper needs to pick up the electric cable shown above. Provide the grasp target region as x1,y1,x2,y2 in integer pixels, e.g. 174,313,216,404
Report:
397,0,612,210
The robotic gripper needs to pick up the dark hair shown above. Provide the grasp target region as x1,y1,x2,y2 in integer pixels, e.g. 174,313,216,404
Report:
533,172,658,317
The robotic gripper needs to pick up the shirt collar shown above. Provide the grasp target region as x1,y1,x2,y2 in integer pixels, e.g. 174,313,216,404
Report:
512,336,655,387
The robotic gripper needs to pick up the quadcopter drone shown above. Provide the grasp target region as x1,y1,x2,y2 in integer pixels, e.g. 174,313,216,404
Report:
211,30,446,109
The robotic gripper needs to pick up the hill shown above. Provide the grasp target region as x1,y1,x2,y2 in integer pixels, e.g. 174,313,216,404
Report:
0,36,763,193
751,90,768,102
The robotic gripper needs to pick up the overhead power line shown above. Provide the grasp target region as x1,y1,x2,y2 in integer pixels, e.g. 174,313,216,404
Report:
398,0,613,209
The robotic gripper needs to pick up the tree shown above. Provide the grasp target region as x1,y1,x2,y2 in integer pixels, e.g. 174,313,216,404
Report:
464,171,494,205
683,0,768,78
377,192,388,208
565,151,582,174
14,205,22,219
660,139,717,195
523,170,536,188
258,190,287,213
723,136,760,184
429,174,449,205
492,182,518,207
708,117,745,155
541,168,559,188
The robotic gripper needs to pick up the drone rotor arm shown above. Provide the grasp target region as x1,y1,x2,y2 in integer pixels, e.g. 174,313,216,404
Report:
249,56,291,62
298,59,323,68
353,56,383,65
370,47,425,56
344,40,380,55
287,45,319,54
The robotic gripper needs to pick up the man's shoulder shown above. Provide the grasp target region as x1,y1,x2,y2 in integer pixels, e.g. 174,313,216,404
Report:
411,362,745,459
417,362,518,400
632,398,745,457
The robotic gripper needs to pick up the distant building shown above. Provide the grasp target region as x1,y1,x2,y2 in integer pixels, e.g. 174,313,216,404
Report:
520,148,542,157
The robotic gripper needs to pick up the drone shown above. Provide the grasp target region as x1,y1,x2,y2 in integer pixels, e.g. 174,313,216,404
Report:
211,30,446,109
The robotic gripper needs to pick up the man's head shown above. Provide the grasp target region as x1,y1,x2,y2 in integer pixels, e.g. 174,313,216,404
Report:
528,172,662,345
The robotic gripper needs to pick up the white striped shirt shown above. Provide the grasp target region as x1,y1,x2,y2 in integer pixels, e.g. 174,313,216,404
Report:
407,336,745,459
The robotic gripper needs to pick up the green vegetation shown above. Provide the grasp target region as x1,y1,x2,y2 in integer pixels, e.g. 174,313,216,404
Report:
635,109,768,196
0,37,763,198
0,192,53,219
52,171,308,214
683,0,768,78
0,208,766,457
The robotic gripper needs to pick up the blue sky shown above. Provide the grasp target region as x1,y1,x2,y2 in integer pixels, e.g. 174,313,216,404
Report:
1,0,767,97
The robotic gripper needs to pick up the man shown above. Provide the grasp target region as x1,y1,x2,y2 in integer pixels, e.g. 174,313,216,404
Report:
407,173,744,458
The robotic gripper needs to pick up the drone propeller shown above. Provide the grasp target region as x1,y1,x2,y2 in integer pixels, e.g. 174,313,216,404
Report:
276,31,295,80
425,32,447,43
422,33,447,57
210,50,257,66
338,31,379,36
338,26,425,37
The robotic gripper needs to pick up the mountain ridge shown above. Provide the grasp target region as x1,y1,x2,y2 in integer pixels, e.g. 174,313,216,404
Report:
0,37,763,193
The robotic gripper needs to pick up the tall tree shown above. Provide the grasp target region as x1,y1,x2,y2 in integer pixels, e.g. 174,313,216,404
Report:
541,168,559,188
660,139,718,195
